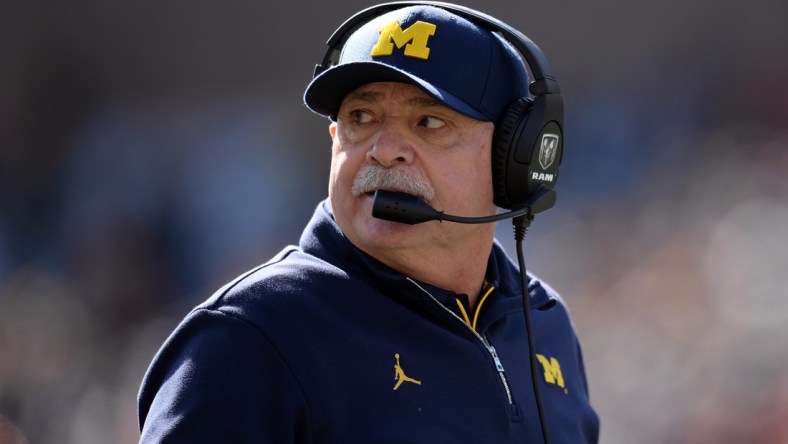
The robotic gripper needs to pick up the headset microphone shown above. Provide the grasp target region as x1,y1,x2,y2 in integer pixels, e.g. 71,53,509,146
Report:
372,186,556,225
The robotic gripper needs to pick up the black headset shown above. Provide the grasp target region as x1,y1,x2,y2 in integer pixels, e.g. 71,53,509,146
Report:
314,1,564,210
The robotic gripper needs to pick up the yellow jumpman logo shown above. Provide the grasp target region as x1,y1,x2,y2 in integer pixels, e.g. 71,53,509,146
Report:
393,353,422,391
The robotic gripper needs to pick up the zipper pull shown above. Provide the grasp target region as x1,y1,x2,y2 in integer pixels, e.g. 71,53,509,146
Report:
489,346,505,372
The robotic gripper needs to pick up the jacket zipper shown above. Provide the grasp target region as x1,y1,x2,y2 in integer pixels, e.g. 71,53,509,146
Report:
406,278,514,405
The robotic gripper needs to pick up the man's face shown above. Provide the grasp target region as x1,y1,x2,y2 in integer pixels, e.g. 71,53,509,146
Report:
327,82,497,260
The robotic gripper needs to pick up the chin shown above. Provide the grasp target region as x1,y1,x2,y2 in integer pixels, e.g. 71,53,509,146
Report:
353,211,426,251
355,210,414,238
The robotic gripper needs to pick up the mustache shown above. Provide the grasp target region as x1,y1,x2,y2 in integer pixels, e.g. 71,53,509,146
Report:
351,165,435,202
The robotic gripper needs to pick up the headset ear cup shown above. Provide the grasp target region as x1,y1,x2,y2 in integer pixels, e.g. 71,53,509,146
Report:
492,98,533,209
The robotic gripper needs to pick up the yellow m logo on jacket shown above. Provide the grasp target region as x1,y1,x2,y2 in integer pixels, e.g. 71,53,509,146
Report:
371,20,437,60
537,354,567,394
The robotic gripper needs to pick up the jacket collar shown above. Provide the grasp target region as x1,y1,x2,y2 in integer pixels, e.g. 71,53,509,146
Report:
298,199,555,310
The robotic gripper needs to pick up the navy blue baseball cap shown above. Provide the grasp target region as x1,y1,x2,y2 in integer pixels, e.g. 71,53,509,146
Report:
304,5,529,122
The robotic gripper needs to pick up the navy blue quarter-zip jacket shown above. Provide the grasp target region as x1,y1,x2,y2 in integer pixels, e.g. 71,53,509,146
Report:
138,200,599,443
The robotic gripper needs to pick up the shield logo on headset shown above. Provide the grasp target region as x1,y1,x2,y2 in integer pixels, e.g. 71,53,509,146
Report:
538,133,559,170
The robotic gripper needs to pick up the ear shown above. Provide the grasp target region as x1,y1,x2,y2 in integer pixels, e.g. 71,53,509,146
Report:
329,122,337,140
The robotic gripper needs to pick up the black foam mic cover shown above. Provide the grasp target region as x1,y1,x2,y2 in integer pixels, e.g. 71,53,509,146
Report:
371,190,441,225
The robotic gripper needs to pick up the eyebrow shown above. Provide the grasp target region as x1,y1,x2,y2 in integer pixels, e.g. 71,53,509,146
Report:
407,96,442,108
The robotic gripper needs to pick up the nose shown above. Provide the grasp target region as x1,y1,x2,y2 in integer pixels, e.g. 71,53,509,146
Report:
366,119,414,167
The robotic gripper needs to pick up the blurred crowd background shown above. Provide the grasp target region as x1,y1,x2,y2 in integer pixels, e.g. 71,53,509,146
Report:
2,0,787,442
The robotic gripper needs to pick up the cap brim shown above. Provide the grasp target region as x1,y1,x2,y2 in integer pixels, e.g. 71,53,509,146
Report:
304,62,489,121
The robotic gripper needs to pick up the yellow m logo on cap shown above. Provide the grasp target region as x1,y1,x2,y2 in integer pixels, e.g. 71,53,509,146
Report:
371,20,437,60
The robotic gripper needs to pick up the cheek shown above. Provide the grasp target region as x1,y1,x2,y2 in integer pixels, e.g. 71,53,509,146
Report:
432,157,493,211
463,143,493,184
328,149,346,197
452,145,495,207
474,133,496,202
328,141,361,199
470,163,495,202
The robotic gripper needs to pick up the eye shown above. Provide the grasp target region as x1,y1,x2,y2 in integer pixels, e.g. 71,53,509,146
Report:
419,115,446,129
351,109,374,124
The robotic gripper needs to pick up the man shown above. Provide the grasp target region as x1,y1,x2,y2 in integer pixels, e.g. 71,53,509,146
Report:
138,3,599,443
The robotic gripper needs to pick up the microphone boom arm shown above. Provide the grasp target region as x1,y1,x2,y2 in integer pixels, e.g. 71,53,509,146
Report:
372,185,556,225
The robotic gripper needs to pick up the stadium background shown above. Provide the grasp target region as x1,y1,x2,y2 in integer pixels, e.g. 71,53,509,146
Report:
1,0,787,442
